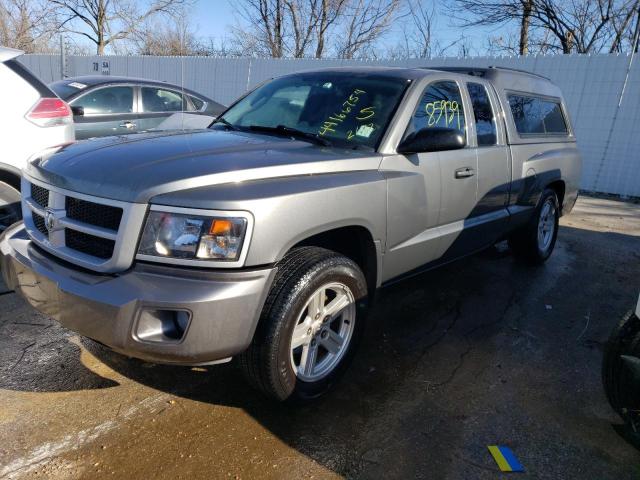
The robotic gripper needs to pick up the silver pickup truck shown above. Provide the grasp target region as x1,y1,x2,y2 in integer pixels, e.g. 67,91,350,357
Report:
1,66,581,401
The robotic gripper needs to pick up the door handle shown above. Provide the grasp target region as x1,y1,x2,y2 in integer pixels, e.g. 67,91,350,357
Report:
119,121,136,129
455,167,475,179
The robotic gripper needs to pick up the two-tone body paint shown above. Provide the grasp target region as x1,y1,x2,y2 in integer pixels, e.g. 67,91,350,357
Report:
23,67,581,287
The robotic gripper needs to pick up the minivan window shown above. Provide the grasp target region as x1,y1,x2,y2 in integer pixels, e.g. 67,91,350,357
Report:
71,86,134,115
215,72,409,149
508,95,568,135
468,82,497,146
408,80,466,143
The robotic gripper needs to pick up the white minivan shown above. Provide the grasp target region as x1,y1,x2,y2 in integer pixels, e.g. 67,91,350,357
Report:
0,47,75,230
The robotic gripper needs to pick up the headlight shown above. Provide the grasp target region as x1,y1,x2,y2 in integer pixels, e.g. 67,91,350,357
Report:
138,210,248,261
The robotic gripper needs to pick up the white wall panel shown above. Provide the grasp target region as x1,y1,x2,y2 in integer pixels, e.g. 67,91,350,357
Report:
20,53,640,196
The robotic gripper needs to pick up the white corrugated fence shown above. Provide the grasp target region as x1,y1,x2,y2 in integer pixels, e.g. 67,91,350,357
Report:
19,53,640,197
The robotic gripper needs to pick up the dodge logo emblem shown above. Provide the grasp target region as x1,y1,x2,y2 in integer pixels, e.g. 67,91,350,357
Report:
44,208,57,232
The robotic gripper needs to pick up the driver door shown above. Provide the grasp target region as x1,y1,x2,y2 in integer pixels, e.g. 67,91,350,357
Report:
382,78,478,281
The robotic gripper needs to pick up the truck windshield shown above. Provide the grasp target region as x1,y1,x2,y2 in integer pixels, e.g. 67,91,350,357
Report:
213,72,409,149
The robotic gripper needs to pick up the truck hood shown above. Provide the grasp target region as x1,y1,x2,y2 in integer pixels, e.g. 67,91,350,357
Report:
26,129,381,203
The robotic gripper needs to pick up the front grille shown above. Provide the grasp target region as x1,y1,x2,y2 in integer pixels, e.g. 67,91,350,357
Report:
65,197,123,231
31,184,49,208
65,230,115,259
24,180,143,271
33,212,48,236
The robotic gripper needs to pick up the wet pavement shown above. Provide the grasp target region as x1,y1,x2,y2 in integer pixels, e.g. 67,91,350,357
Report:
0,195,639,479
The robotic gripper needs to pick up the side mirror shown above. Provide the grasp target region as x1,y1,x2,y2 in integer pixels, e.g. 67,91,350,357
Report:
71,105,84,116
397,127,465,154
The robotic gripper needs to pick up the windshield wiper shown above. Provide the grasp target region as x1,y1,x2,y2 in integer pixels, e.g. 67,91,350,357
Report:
247,125,331,147
212,117,238,131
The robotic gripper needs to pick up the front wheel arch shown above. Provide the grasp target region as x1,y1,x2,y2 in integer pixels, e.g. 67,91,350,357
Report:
286,225,379,298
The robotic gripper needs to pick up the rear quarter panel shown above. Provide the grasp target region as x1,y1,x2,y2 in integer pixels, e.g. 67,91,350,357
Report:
508,141,581,215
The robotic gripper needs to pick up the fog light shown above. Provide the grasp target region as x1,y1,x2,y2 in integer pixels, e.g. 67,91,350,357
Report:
136,309,191,343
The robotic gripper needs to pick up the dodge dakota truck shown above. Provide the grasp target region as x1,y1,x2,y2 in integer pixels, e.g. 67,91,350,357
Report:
1,66,581,401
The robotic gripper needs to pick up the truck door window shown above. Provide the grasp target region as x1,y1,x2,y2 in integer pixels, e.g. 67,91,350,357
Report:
467,82,497,146
408,81,466,144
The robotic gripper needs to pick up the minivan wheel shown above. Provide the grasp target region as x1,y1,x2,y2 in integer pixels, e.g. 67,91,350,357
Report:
0,181,21,232
509,188,559,264
239,247,368,402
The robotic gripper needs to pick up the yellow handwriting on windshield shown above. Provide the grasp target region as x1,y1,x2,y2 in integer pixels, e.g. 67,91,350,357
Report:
356,106,375,121
319,89,366,136
425,100,461,130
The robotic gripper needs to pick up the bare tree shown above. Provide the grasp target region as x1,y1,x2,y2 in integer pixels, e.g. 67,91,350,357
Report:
336,0,401,59
520,0,532,53
312,0,349,57
231,0,287,57
231,0,348,58
403,0,436,58
531,0,615,53
136,12,199,55
449,0,533,54
51,0,189,54
452,0,639,54
0,0,59,52
609,0,640,51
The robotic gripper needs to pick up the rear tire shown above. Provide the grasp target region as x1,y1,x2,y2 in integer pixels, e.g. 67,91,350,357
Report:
0,181,21,232
238,247,368,402
509,188,559,264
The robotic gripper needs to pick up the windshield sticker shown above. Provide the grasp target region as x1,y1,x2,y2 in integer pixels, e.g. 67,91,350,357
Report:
425,100,462,129
68,82,87,89
355,124,375,138
322,82,333,89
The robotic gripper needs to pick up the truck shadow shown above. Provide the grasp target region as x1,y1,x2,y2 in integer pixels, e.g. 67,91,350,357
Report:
1,223,638,477
79,225,639,477
80,254,491,476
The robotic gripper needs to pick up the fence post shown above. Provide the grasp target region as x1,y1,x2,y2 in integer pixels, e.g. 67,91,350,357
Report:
59,36,66,79
246,58,252,92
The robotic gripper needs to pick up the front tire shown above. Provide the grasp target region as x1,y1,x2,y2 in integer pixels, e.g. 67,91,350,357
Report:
239,247,368,402
509,188,559,264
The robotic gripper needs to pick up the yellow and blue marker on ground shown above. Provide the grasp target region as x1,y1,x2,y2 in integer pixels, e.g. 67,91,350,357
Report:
488,445,524,472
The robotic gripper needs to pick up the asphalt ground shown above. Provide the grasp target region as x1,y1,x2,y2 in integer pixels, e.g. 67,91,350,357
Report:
0,195,639,479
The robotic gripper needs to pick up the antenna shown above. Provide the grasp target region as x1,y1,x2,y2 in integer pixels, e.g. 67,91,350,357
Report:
181,41,185,132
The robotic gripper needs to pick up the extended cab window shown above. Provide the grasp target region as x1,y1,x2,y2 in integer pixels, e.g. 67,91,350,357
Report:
71,86,134,115
408,81,466,143
467,82,497,146
508,94,568,135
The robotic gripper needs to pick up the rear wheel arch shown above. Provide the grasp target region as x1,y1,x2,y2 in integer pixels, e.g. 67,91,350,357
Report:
546,180,566,215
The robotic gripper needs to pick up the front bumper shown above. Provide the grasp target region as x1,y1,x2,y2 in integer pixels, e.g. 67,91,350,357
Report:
1,224,276,365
